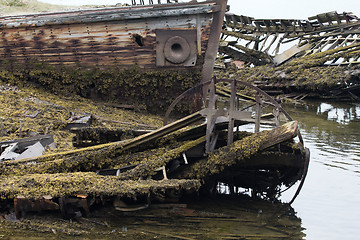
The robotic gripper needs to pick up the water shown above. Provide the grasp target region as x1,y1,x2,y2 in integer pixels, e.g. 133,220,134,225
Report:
281,100,360,240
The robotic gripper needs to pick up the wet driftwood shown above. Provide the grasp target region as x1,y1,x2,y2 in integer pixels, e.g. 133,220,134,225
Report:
0,173,200,200
0,111,204,176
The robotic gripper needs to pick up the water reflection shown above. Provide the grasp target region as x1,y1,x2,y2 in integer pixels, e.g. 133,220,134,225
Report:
0,197,306,239
281,100,360,240
317,102,360,124
283,101,360,175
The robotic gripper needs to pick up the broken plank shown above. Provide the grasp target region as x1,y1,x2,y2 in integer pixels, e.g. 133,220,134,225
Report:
174,121,299,179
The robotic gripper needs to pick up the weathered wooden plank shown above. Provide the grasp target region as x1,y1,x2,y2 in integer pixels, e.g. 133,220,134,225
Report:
0,3,216,28
0,8,213,69
273,43,312,65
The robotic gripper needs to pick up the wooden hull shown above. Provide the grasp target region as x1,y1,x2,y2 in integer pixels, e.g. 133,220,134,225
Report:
0,1,223,70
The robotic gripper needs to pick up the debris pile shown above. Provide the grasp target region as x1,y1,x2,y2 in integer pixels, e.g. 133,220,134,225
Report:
0,78,308,219
219,11,360,100
221,11,360,66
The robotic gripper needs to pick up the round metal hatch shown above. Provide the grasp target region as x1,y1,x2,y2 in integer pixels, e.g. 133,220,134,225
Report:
163,36,191,64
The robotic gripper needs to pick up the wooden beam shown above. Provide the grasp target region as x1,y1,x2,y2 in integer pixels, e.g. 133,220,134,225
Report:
175,121,299,179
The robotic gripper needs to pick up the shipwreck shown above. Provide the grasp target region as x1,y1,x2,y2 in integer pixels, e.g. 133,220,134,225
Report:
0,0,310,220
220,11,360,101
0,0,228,111
0,76,310,219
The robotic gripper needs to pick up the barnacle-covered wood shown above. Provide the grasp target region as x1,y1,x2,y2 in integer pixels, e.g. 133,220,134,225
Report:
0,172,201,200
71,127,151,147
0,110,203,176
0,71,305,203
0,111,203,178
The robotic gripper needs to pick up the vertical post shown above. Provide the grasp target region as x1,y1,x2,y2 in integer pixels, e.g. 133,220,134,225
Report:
227,80,236,146
273,107,280,127
236,95,240,134
201,0,228,101
255,93,261,133
205,79,216,154
196,14,202,56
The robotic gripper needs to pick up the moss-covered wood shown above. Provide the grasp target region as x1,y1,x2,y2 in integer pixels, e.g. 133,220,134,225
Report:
174,121,299,179
117,136,206,181
0,172,201,200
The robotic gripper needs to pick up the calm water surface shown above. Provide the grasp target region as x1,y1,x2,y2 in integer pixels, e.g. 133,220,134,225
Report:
281,100,360,240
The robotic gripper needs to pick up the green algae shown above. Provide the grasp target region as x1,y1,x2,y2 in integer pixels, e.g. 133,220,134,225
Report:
177,131,263,179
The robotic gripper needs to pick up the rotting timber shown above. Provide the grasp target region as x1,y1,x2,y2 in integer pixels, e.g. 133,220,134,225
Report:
0,77,309,220
219,11,360,101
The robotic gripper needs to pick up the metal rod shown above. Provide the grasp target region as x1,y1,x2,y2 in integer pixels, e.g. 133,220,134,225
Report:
236,95,240,134
201,0,228,100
